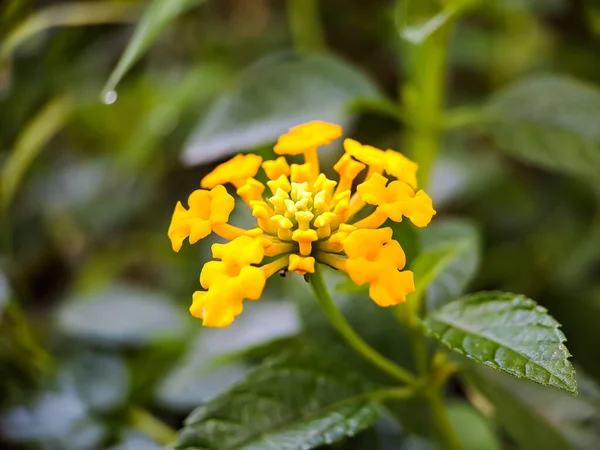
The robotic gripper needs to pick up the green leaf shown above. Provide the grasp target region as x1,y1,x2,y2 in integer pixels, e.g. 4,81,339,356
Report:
0,2,138,65
396,0,480,44
424,291,577,394
56,284,188,346
466,366,600,450
182,52,382,165
416,219,480,311
447,403,500,450
173,350,380,450
484,75,600,183
1,95,71,210
102,0,205,95
156,301,300,412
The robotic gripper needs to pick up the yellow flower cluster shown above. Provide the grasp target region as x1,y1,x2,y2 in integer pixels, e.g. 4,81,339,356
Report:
168,121,436,327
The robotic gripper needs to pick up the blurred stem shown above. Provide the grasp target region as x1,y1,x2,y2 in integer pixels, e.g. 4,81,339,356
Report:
287,0,325,53
428,388,462,450
399,3,461,446
310,264,416,385
130,407,177,446
3,300,53,375
401,3,451,189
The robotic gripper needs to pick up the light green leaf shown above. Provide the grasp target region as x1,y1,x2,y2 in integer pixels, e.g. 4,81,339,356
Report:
484,75,600,182
416,219,480,311
424,291,577,394
1,95,71,210
102,0,205,95
447,403,500,450
173,350,380,450
397,0,479,44
0,2,138,65
182,53,381,165
56,284,188,346
467,366,600,450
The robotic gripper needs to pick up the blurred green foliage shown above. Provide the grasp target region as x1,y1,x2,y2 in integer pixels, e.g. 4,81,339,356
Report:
1,0,600,449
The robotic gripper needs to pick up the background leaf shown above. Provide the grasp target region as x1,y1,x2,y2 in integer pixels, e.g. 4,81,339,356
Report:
447,402,500,450
1,95,71,209
0,2,138,65
173,349,380,450
56,284,188,347
396,0,479,44
483,75,600,183
415,219,480,311
181,52,382,165
102,0,205,95
466,366,600,450
424,291,577,393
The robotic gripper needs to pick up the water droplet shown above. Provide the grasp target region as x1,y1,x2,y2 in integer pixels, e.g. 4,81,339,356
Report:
102,90,117,105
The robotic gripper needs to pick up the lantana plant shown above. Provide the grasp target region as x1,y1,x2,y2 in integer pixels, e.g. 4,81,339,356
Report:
168,121,576,450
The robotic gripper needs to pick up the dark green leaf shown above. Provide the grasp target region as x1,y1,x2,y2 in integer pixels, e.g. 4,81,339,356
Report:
484,75,600,183
157,301,300,412
173,350,380,450
182,53,382,165
424,291,577,394
417,219,480,311
467,366,600,450
102,0,205,94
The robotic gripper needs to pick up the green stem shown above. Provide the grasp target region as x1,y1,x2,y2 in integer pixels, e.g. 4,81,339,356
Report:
130,407,177,446
286,0,325,53
310,264,415,385
402,11,450,189
408,316,428,378
399,3,462,446
428,389,462,450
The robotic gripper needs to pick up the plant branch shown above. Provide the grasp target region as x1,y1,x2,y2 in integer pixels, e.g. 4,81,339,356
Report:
310,264,416,385
286,0,326,53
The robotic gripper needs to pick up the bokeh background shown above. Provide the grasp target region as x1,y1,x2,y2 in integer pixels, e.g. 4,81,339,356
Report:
2,0,600,449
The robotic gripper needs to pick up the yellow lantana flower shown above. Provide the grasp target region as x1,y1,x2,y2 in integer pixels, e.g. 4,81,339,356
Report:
168,121,436,327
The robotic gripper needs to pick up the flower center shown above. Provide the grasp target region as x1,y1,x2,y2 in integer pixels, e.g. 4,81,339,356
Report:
255,174,351,256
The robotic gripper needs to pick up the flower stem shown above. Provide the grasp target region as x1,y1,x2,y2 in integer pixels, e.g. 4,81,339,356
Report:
428,389,462,450
310,264,416,385
286,0,326,53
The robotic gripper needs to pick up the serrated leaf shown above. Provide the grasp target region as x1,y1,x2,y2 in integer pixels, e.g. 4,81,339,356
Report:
173,350,380,450
102,0,205,94
484,75,600,183
467,366,600,450
417,220,480,311
424,291,577,394
182,53,381,165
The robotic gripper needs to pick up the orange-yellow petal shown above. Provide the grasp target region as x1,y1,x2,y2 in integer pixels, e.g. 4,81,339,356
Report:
201,153,263,189
167,186,235,252
288,254,315,275
263,156,290,180
274,121,342,155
